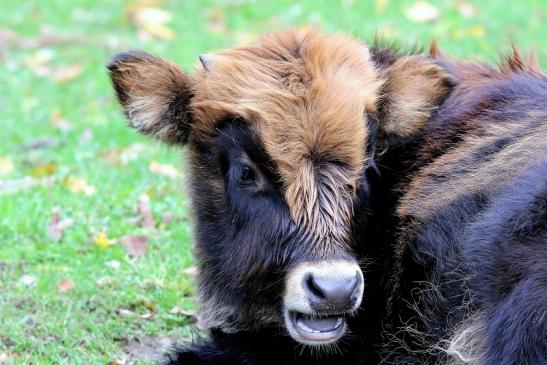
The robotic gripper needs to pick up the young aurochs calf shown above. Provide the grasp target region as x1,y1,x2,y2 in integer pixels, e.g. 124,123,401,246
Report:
108,30,546,364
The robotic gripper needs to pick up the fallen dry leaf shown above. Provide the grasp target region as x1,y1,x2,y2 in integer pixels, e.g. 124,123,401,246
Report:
141,278,162,289
96,276,114,287
64,176,96,195
183,266,198,277
161,211,173,224
406,1,440,23
100,144,145,166
467,25,485,38
0,176,55,195
120,235,148,257
50,110,72,131
0,26,89,51
109,360,126,365
206,8,228,35
456,0,476,18
122,336,173,361
141,311,155,320
80,128,93,143
374,0,389,13
234,31,258,47
139,194,155,229
149,160,181,179
32,163,57,176
20,274,37,286
47,208,74,242
0,156,14,177
169,306,196,317
126,5,175,40
54,63,83,83
57,279,75,292
94,232,116,250
21,136,60,150
24,48,55,76
117,309,135,317
106,260,121,270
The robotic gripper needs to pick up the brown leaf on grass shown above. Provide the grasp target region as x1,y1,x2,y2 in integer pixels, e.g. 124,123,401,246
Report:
24,49,55,76
406,1,440,23
141,278,162,289
80,128,93,143
47,208,74,242
57,279,75,292
94,232,116,250
126,2,175,40
32,163,57,176
149,160,181,179
169,306,197,318
120,235,148,257
161,211,173,224
0,157,14,177
139,194,155,229
183,266,198,277
0,353,20,365
117,309,135,317
100,144,145,166
106,260,121,270
0,176,55,195
456,0,476,18
0,27,88,51
234,31,258,47
21,136,60,150
54,63,83,83
20,274,37,286
96,276,114,287
374,0,389,13
50,110,72,131
109,360,126,365
122,336,173,361
141,311,155,320
64,176,96,196
206,8,228,35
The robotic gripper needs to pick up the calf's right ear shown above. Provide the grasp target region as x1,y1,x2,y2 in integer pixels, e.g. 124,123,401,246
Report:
107,51,193,145
377,54,456,140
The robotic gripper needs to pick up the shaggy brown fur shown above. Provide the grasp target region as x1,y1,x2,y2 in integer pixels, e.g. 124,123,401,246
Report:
109,30,453,255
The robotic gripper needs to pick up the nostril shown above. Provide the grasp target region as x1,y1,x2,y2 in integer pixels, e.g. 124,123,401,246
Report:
305,273,326,300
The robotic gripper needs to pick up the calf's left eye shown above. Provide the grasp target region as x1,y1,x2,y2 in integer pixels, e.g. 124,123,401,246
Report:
236,164,256,186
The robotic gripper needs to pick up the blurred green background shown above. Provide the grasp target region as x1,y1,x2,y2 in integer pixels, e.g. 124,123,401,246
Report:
0,0,546,363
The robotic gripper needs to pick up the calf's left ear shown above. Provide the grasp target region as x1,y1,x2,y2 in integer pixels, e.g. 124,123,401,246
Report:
107,51,193,145
377,55,456,139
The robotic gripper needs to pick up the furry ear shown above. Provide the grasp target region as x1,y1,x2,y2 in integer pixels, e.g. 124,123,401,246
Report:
107,51,193,144
378,55,455,139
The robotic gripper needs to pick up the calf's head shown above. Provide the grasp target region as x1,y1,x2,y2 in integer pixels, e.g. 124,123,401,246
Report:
108,30,453,347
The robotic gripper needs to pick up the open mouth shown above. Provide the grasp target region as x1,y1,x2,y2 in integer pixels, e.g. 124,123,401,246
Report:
286,311,347,344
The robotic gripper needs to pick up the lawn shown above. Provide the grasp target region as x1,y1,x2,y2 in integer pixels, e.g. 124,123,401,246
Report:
0,0,546,363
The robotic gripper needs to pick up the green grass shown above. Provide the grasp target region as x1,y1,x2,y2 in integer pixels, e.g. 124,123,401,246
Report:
0,0,546,363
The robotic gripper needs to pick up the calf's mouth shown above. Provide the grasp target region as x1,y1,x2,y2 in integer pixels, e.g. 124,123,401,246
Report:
282,260,364,345
285,310,347,344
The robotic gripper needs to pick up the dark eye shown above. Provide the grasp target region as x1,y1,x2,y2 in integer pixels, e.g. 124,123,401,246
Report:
235,164,256,186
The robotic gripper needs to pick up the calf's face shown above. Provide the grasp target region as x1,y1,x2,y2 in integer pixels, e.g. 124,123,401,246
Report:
108,30,453,347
